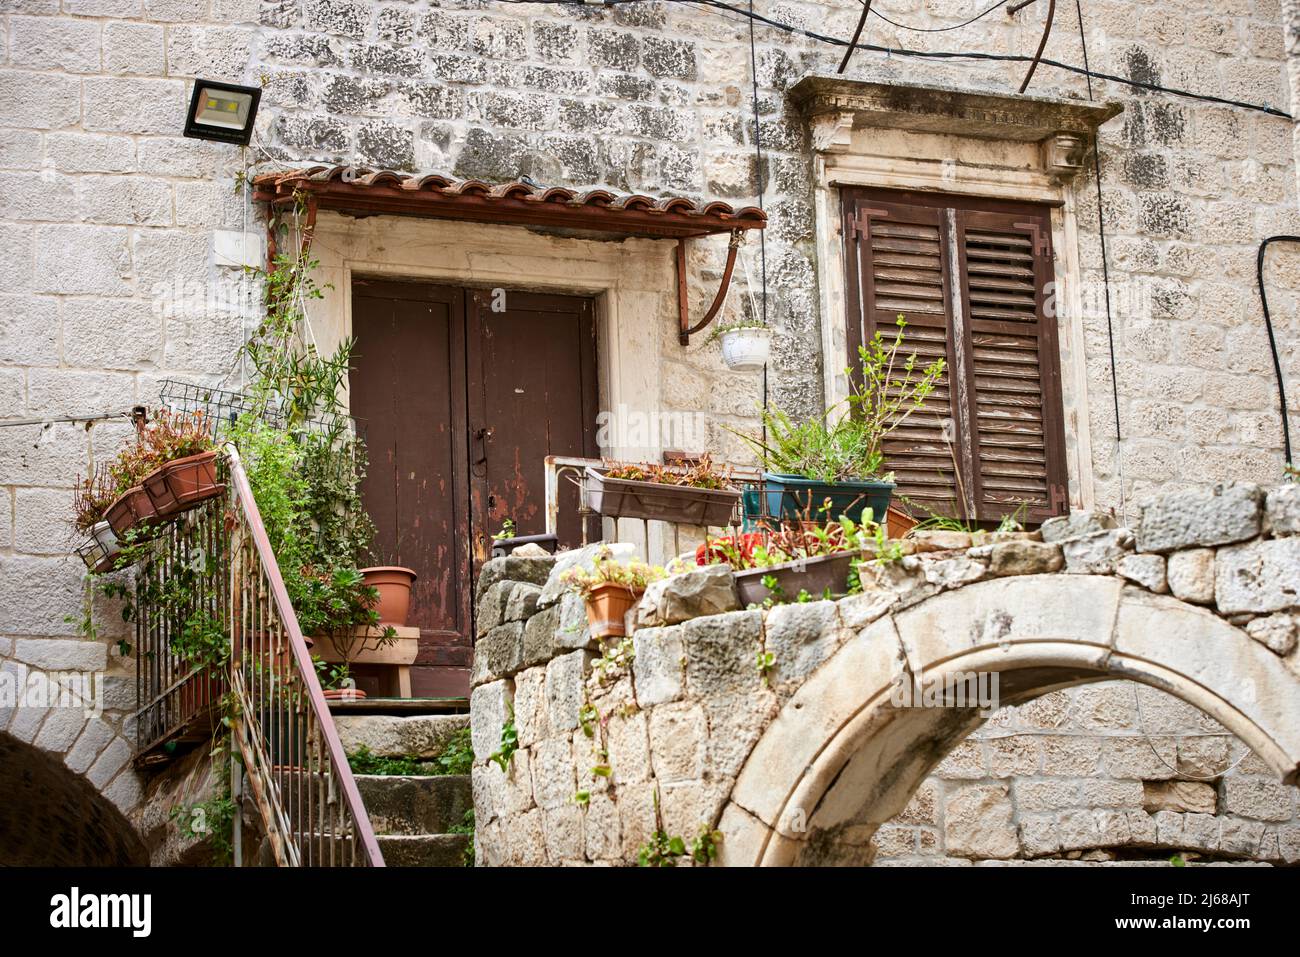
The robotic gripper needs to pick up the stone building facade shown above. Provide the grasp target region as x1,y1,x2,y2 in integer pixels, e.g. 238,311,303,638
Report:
3,0,1300,863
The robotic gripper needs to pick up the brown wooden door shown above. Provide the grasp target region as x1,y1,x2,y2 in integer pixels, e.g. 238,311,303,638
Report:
466,289,599,570
350,281,597,699
351,280,472,696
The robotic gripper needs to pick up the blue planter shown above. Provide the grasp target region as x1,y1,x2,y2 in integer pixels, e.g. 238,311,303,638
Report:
743,472,895,527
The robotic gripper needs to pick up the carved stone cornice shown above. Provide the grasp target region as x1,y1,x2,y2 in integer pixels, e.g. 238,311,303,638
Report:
790,74,1123,150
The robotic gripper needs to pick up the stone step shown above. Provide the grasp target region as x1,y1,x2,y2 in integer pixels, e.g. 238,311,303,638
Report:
377,833,471,867
334,713,469,759
355,774,472,836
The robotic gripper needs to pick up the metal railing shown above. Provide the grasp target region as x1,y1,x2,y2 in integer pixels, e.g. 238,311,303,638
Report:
131,443,384,867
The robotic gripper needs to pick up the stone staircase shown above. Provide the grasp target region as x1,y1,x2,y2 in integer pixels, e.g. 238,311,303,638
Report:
334,713,473,867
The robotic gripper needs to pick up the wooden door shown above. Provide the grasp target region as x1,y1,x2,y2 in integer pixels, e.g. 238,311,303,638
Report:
351,280,472,697
350,281,597,699
466,288,599,569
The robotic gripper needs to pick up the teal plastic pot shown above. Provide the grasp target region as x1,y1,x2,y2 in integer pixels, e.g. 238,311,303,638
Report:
744,472,895,527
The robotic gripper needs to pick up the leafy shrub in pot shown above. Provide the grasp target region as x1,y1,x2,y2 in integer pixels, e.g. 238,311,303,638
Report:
561,548,667,638
731,316,944,524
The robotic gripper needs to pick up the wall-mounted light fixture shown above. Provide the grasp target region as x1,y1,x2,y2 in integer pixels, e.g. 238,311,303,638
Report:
183,79,261,146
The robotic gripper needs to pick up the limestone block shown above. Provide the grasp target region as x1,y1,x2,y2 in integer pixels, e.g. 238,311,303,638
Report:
907,529,974,551
530,735,576,810
1136,482,1263,553
1265,483,1300,536
605,710,652,786
544,805,584,863
521,604,560,668
477,580,516,635
1220,777,1295,822
334,714,470,760
583,791,620,862
555,591,596,650
470,680,513,762
483,749,533,817
504,582,541,622
1245,613,1298,656
763,600,844,691
631,625,685,706
1219,817,1266,856
921,555,987,589
545,650,592,734
647,700,707,783
1040,510,1118,543
682,609,763,697
715,801,770,867
476,554,555,604
617,780,659,862
943,782,1018,859
1062,528,1134,574
635,564,739,627
512,667,549,747
702,689,778,781
1142,780,1217,814
1215,537,1300,613
471,621,524,686
1166,548,1216,604
1116,553,1168,593
988,540,1064,576
1018,815,1060,856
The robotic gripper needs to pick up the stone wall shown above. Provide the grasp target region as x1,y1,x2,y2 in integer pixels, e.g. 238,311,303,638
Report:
469,483,1300,865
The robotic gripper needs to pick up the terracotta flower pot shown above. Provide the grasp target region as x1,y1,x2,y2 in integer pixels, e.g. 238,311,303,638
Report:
323,687,367,702
160,450,223,515
360,566,418,627
141,462,179,515
105,485,158,536
583,581,643,639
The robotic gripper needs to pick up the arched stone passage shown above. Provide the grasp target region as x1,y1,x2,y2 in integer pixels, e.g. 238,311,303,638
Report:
0,732,147,866
720,576,1300,866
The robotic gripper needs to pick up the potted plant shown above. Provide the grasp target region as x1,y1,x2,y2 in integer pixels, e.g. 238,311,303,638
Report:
731,316,945,525
358,565,418,627
701,516,874,608
712,319,771,372
560,549,667,639
72,465,122,573
583,454,741,527
136,409,222,518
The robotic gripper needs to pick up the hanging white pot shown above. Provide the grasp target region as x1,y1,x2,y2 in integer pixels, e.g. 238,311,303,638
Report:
76,520,120,572
718,326,771,372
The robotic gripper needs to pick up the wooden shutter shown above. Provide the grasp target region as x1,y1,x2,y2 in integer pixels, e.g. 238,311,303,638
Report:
846,197,963,514
843,189,1069,524
954,208,1068,522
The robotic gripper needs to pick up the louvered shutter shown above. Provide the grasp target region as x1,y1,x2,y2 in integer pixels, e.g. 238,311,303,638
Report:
847,198,963,514
954,208,1068,522
843,189,1069,525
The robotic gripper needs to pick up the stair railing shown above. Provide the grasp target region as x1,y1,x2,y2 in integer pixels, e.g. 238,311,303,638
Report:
131,443,384,866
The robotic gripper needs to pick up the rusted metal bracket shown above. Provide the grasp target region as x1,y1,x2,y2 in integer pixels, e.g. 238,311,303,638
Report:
678,229,744,346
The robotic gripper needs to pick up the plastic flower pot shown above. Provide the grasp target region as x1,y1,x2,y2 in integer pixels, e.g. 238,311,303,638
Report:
583,467,741,527
141,462,179,515
718,326,771,372
360,566,418,627
583,581,642,639
105,485,159,536
733,551,859,608
744,472,895,528
159,450,223,515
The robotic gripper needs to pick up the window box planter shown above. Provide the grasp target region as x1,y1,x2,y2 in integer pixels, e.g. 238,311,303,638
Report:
744,472,895,526
360,566,418,627
718,326,771,372
733,550,859,608
583,466,740,527
104,484,159,536
143,450,223,518
583,581,643,639
75,520,121,573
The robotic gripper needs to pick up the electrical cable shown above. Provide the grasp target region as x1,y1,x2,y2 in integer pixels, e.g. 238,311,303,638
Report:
1256,236,1298,466
869,0,1012,33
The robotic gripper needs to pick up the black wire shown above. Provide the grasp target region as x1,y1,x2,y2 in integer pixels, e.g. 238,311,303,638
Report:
870,0,1012,33
1257,237,1297,466
664,0,1291,119
1074,0,1121,447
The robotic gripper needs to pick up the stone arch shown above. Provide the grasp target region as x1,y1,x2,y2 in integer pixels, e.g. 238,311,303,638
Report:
0,730,148,865
720,575,1300,866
